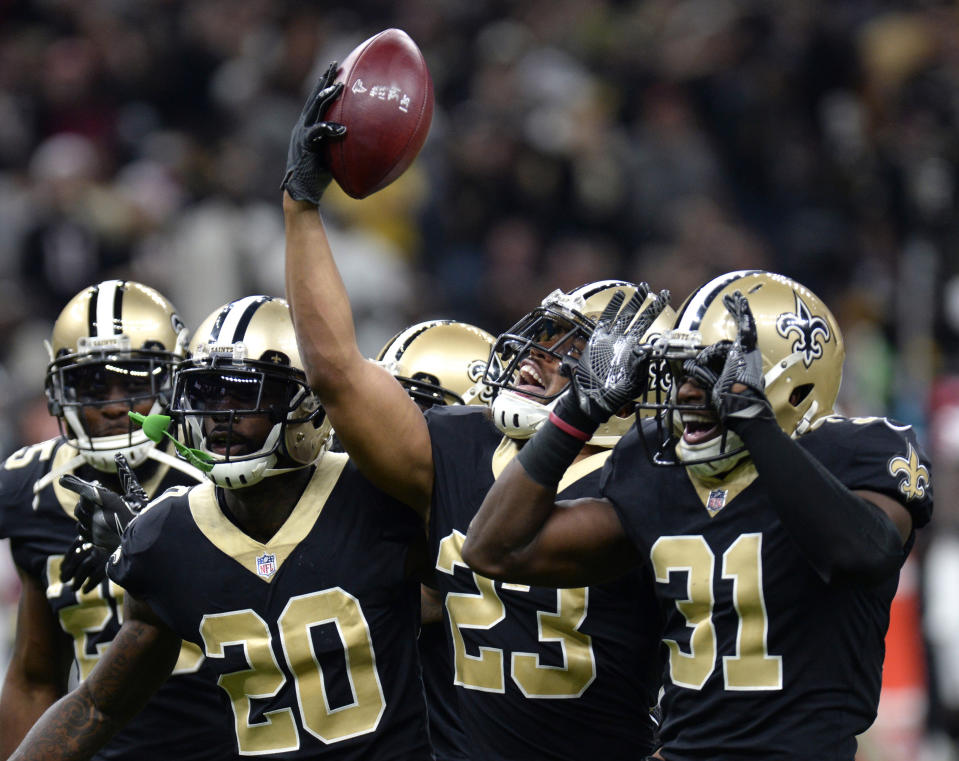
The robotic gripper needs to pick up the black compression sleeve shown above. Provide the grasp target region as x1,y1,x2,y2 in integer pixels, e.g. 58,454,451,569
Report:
517,419,584,488
734,418,906,586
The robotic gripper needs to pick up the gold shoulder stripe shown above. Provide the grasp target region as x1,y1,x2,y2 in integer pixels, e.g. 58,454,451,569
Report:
189,452,350,582
50,444,173,519
490,436,611,493
50,443,81,517
491,436,521,480
557,450,611,493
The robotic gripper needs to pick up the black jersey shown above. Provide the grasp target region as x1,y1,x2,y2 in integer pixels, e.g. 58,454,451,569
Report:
418,614,468,761
0,438,233,761
109,452,431,761
425,405,663,761
602,415,934,761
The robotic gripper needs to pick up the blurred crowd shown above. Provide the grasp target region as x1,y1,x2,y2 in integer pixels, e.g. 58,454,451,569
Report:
1,0,959,757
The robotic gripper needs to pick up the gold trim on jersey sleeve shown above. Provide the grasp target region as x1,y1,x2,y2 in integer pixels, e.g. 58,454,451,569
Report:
189,452,350,581
490,436,610,493
490,436,521,480
556,450,611,493
49,442,176,519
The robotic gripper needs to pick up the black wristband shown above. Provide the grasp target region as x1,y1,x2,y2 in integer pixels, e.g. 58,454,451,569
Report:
517,419,585,488
551,393,601,440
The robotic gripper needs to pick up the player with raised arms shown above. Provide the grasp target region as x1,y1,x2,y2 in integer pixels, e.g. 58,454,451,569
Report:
282,58,671,760
463,271,933,760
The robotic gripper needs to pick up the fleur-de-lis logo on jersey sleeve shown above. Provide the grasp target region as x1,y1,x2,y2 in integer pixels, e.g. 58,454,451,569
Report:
888,442,930,501
775,293,831,367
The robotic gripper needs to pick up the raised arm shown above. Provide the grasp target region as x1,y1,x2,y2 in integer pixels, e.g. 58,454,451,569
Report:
281,66,432,516
8,595,181,761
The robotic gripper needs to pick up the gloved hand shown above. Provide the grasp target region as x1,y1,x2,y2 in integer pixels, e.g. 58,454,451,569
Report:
555,286,670,435
710,291,774,428
281,61,347,205
59,454,148,555
682,340,732,395
59,533,109,594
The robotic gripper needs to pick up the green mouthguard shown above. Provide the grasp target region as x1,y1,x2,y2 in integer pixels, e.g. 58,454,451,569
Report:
129,412,214,473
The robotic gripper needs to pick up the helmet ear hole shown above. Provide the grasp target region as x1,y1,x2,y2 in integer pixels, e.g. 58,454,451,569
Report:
789,384,814,407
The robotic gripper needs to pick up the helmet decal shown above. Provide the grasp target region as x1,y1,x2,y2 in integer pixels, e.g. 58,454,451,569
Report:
88,280,125,340
207,295,272,345
467,358,487,385
775,292,832,368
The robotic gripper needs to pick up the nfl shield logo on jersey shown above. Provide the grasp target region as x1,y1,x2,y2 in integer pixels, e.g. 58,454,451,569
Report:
706,489,728,516
255,553,277,579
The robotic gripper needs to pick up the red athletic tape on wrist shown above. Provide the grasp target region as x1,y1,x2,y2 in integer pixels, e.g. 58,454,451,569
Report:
548,411,592,442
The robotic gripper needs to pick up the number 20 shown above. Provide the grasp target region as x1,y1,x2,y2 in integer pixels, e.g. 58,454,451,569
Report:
200,588,385,754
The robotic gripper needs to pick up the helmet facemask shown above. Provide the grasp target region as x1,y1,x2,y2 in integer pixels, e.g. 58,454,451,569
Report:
485,303,589,440
485,304,587,404
47,347,176,470
486,282,654,445
172,357,329,490
640,338,750,478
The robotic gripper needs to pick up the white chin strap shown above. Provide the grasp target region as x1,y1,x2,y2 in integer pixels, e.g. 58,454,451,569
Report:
207,457,314,490
63,401,162,472
491,391,556,440
197,422,315,490
491,389,622,448
676,429,750,478
207,453,275,489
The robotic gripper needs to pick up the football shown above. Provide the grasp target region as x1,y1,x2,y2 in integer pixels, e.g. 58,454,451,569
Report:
324,28,434,199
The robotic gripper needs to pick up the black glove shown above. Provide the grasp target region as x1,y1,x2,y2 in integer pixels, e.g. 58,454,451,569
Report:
59,533,109,594
682,340,733,395
59,454,148,555
516,287,669,488
556,286,670,434
281,61,347,205
710,291,774,428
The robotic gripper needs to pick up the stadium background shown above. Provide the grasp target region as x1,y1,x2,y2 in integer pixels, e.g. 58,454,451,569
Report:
0,1,957,758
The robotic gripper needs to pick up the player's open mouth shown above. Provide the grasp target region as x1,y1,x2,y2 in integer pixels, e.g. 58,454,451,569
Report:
682,414,720,444
513,361,548,399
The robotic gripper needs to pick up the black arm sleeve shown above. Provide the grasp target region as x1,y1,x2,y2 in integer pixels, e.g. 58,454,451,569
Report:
735,417,905,586
516,417,585,488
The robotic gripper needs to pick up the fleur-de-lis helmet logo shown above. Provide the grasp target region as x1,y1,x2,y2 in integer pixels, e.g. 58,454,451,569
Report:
467,359,494,404
775,292,831,368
